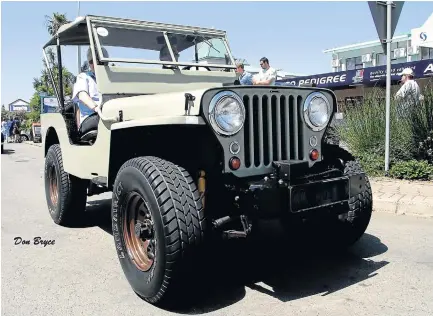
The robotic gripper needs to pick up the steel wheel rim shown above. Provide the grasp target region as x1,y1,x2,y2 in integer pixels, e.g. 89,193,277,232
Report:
123,192,155,272
49,165,58,206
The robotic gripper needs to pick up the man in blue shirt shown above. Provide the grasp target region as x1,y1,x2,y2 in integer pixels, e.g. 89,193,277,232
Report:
236,62,253,85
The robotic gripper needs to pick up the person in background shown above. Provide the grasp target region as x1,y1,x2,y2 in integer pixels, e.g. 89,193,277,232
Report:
236,62,253,85
252,57,277,86
394,67,421,112
7,118,14,142
2,119,7,143
12,120,20,143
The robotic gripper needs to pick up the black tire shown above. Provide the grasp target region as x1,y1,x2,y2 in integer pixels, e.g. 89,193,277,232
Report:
111,156,205,306
1,145,3,154
21,135,28,142
44,144,88,226
323,145,373,248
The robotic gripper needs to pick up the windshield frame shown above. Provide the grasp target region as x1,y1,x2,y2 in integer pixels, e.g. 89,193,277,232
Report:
90,20,236,70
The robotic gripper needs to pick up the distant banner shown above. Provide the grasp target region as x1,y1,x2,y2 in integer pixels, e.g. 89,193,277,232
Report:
277,59,433,88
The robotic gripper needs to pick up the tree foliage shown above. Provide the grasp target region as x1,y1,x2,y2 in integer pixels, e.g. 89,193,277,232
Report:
44,13,70,36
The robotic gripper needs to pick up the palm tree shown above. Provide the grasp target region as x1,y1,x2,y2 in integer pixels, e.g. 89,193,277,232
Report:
43,14,76,98
45,13,70,36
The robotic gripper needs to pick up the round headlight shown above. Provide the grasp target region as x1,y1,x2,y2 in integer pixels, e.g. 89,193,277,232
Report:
209,91,245,136
303,92,331,131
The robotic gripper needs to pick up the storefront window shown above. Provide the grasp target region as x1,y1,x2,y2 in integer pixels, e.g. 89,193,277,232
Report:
376,53,386,66
346,58,355,70
345,96,364,107
355,56,363,69
421,47,433,60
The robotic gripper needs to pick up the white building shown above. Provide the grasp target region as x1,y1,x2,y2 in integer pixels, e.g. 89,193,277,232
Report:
7,99,30,112
323,13,433,72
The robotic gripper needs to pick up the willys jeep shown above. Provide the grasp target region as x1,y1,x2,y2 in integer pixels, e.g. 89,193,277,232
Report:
41,15,373,306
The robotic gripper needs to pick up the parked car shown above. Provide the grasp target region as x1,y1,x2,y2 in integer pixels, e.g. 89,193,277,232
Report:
20,130,31,142
41,15,373,307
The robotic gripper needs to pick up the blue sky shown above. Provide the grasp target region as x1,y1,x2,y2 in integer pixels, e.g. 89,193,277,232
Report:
1,1,433,107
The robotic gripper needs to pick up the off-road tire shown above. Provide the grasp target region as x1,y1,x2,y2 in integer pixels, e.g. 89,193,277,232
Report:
44,144,88,226
111,156,205,306
324,145,373,248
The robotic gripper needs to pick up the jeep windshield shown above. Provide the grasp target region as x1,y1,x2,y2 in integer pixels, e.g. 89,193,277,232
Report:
91,23,236,70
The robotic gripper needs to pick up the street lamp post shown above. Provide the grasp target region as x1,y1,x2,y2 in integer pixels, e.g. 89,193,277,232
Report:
384,1,392,173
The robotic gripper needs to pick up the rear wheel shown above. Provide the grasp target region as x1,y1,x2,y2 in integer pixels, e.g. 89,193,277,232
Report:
44,144,88,226
111,156,205,306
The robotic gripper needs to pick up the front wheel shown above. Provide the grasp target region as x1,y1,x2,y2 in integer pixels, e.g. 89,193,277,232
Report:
323,145,373,248
111,156,206,306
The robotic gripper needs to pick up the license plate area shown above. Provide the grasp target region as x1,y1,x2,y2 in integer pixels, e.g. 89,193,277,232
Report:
289,177,350,213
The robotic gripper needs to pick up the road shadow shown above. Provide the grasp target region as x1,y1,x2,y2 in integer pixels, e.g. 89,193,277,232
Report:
2,148,15,155
243,234,389,303
169,230,389,314
69,197,389,314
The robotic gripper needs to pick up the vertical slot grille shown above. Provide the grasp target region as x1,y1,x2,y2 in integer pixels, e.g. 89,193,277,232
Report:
243,92,303,168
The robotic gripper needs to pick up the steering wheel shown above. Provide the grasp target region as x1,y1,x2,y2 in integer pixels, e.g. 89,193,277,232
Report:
182,65,212,71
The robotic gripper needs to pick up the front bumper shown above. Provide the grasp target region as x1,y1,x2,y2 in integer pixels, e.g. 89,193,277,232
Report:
231,160,366,218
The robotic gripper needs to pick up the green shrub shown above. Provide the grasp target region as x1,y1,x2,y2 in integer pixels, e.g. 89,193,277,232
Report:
389,160,433,180
336,87,415,162
356,152,386,177
336,81,433,178
418,130,433,164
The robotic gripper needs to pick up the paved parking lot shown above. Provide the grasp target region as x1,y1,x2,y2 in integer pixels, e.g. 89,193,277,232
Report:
2,143,433,316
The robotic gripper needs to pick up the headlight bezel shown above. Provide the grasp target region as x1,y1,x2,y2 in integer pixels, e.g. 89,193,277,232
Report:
208,91,246,136
303,92,332,132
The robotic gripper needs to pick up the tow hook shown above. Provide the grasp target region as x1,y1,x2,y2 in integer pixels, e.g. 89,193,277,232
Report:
213,215,252,240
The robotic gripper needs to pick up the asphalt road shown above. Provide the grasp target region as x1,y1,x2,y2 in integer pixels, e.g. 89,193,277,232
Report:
2,143,433,316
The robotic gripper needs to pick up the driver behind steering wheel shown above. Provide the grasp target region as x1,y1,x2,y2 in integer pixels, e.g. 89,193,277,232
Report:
72,47,109,134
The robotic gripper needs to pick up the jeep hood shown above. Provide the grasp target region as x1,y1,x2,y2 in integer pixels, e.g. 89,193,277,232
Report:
102,88,211,120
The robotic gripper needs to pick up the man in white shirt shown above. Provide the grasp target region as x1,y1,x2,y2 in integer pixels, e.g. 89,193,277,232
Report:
72,47,109,133
394,67,422,112
252,57,278,86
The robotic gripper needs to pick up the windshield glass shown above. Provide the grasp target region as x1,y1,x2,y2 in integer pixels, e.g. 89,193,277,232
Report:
92,24,234,69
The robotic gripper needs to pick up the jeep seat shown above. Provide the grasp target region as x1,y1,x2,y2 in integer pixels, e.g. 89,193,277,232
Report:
62,99,99,144
78,113,99,143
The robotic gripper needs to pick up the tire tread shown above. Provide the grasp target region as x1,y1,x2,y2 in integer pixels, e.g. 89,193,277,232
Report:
113,156,205,304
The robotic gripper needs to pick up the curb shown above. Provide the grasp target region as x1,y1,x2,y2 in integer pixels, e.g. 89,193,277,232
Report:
371,178,433,218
